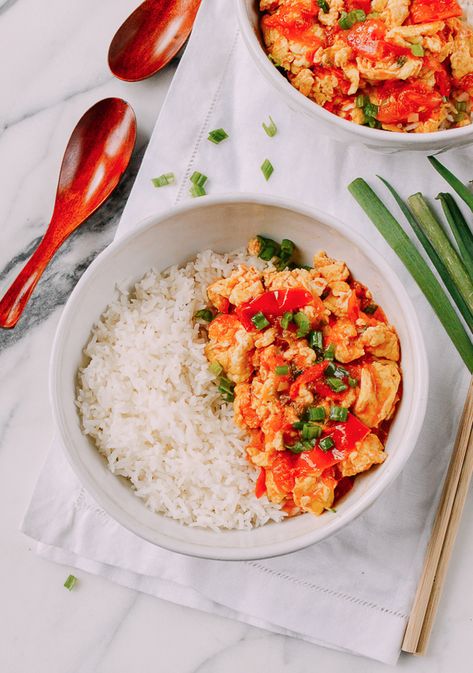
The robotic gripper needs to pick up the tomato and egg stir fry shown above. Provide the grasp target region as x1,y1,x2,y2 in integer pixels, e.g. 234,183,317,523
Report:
197,237,402,516
260,0,473,132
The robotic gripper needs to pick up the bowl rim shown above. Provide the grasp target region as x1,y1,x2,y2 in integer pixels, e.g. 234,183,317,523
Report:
235,0,473,147
50,192,429,560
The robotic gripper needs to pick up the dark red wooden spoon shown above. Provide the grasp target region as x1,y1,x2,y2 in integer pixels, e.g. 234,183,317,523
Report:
108,0,201,82
0,98,136,329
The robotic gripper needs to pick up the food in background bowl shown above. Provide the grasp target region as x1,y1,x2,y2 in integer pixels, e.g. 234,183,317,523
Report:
259,0,473,132
77,234,402,530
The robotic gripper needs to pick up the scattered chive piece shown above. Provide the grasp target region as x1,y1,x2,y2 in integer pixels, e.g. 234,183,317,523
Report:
324,344,335,361
338,9,366,28
326,377,348,392
190,184,206,198
325,362,336,376
410,43,424,56
275,365,289,375
285,441,311,454
456,101,467,112
277,238,296,270
261,158,274,181
436,193,473,274
294,311,310,338
151,172,175,188
380,178,473,332
317,0,330,12
262,116,278,137
292,421,305,430
252,311,270,330
194,308,214,322
208,128,229,144
348,376,358,388
218,376,235,402
257,235,280,260
364,303,378,314
64,575,77,591
349,177,473,371
209,361,223,376
407,193,473,317
355,94,367,108
326,507,337,513
302,423,323,440
308,406,326,421
309,330,323,351
190,171,208,187
329,406,349,422
281,311,293,329
428,156,473,214
319,436,335,452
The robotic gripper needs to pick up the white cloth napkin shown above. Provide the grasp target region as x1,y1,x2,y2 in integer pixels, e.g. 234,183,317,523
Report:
22,0,471,664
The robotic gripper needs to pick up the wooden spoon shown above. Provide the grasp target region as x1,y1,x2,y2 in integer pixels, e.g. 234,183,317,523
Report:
108,0,201,82
0,98,136,329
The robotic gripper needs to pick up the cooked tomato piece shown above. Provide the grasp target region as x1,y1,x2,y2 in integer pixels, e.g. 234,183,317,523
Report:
289,362,327,399
346,20,410,61
457,73,473,93
410,0,462,24
325,413,371,452
377,82,442,123
295,447,339,476
345,0,372,13
271,451,298,493
434,68,451,98
255,467,267,498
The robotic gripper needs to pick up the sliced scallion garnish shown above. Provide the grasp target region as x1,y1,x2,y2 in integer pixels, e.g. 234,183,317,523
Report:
209,361,223,376
275,365,289,375
317,0,330,11
339,9,366,29
64,575,77,591
364,303,378,314
294,311,310,338
323,343,335,361
326,377,348,392
190,171,208,187
257,235,280,260
261,158,274,181
277,238,295,269
329,406,348,422
410,43,424,57
251,311,270,330
349,177,473,371
308,406,326,421
151,172,175,188
309,330,323,351
280,311,293,329
208,128,229,144
301,423,323,440
218,376,235,402
262,115,277,137
190,184,206,198
319,436,335,452
348,376,358,388
194,308,214,322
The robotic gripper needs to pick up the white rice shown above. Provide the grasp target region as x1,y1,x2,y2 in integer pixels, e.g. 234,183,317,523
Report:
76,249,286,531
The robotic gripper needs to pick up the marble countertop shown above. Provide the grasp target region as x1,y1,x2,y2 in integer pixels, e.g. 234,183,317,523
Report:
1,0,473,671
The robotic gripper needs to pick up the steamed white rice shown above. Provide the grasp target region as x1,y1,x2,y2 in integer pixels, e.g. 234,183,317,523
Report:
76,249,286,530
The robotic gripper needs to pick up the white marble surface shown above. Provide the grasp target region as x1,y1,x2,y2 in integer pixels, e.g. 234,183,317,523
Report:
1,0,473,671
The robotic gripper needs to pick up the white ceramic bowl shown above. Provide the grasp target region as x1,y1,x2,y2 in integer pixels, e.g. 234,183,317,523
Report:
237,0,473,153
50,194,428,560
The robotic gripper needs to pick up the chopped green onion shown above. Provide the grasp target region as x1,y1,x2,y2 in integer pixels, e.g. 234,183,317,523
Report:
355,94,367,108
410,43,424,57
208,128,229,144
348,376,358,388
323,343,335,361
285,440,313,453
326,507,337,513
151,172,175,188
275,365,289,375
319,436,335,452
325,363,348,379
364,303,378,314
436,193,473,274
317,0,330,12
64,575,77,591
407,193,473,318
456,101,467,112
277,238,296,269
262,115,278,137
261,158,274,181
349,177,473,371
257,235,280,261
339,9,366,29
292,421,305,430
194,308,214,322
209,361,223,376
326,377,348,392
294,311,310,338
302,423,323,440
190,184,206,198
281,311,293,329
308,406,326,421
309,330,323,350
329,406,349,422
364,102,378,119
190,171,208,187
428,156,473,215
218,376,235,402
324,362,336,376
380,178,473,333
252,311,270,330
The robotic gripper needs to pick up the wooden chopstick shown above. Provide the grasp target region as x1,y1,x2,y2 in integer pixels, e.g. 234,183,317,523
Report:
402,376,473,655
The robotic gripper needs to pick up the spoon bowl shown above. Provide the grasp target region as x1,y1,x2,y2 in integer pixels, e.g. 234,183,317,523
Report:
108,0,201,82
0,98,136,329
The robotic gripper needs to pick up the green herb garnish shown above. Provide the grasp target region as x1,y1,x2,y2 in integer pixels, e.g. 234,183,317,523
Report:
294,311,310,338
275,365,289,375
208,128,229,144
252,311,270,330
194,308,214,322
339,9,366,29
281,311,293,329
262,116,277,137
319,436,335,452
261,158,274,181
151,172,175,188
64,575,77,591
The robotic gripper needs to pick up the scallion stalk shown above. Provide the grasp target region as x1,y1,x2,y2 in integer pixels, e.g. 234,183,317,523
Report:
428,156,473,213
379,178,473,332
436,193,473,274
348,178,473,372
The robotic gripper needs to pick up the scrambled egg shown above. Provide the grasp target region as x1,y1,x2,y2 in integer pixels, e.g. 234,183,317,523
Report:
201,239,402,517
260,0,473,132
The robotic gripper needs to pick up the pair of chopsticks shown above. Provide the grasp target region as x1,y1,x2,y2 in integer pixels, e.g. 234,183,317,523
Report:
402,376,473,654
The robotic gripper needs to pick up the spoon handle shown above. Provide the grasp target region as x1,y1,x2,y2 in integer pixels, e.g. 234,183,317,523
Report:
0,228,62,328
